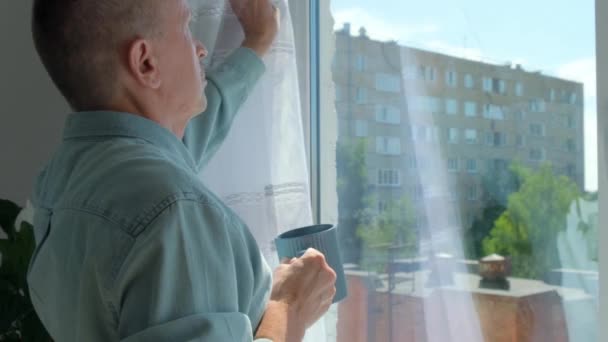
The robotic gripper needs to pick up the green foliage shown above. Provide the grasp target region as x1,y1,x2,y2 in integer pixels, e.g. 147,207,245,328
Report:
466,164,521,259
0,199,52,341
356,197,418,271
482,163,580,279
336,139,370,263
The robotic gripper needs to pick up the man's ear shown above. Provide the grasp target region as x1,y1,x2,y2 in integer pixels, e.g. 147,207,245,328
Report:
128,38,162,89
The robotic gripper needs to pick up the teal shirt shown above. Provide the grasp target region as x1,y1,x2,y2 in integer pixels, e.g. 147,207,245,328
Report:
27,48,274,341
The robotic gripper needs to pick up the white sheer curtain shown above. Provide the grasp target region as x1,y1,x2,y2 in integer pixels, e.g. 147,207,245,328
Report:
189,0,328,340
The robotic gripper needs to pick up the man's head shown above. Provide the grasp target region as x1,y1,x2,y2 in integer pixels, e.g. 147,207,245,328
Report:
32,0,208,130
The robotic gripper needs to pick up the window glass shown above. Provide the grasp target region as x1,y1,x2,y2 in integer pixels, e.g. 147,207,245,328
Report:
319,0,598,341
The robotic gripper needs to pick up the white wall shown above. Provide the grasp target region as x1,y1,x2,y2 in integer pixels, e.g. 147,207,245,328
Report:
0,0,70,205
597,0,608,340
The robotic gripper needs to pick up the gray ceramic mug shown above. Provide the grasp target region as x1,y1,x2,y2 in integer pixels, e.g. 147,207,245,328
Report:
274,224,347,303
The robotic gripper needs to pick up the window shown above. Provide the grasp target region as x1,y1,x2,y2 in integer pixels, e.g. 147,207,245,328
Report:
376,136,401,155
465,101,477,117
409,96,441,113
317,1,599,340
377,169,401,186
566,138,576,152
467,185,479,200
446,98,458,115
567,115,577,128
446,70,458,87
516,134,525,147
464,129,478,144
530,123,545,137
529,99,546,112
355,120,368,137
529,148,545,161
448,128,459,144
466,159,478,173
515,81,524,96
375,73,401,92
482,77,492,92
448,158,459,172
464,73,474,88
483,104,504,120
493,132,507,146
355,54,366,71
355,87,367,104
375,105,400,124
419,65,436,81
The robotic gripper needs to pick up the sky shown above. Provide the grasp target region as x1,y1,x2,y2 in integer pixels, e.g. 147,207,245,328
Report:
330,0,598,191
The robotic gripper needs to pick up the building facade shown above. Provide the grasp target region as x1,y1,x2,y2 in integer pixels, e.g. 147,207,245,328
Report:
332,24,585,243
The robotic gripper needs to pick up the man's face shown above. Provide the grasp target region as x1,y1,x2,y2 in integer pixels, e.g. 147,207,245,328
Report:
158,0,208,118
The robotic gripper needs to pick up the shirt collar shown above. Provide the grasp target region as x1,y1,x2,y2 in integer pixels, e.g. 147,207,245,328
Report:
62,111,197,171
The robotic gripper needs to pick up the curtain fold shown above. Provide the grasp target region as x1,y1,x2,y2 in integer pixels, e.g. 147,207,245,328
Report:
189,1,327,340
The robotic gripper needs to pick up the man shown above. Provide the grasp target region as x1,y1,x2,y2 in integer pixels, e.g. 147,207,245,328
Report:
27,0,336,341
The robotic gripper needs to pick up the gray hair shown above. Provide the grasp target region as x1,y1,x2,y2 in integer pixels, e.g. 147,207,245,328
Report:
32,0,165,110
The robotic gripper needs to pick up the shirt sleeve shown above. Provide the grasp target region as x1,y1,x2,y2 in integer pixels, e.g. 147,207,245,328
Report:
114,199,271,342
183,47,265,171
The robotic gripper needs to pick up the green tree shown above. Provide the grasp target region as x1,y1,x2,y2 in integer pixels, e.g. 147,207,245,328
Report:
356,197,418,271
336,139,370,263
465,163,521,259
482,163,580,279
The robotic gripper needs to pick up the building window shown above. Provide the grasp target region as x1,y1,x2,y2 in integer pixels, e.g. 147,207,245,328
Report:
448,128,459,144
377,169,401,186
515,82,523,96
412,184,424,200
465,129,478,144
355,55,366,71
446,98,458,115
483,104,504,120
376,136,401,155
375,73,401,93
446,70,458,87
567,115,577,128
466,159,478,173
567,164,576,178
409,96,441,113
448,158,459,172
516,134,525,148
355,120,368,137
550,88,556,102
566,139,576,152
467,185,479,200
570,92,578,105
493,132,507,146
375,105,400,124
482,77,492,92
529,148,545,161
355,87,367,104
530,123,545,137
464,74,474,89
419,65,436,81
465,101,477,117
529,99,546,112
